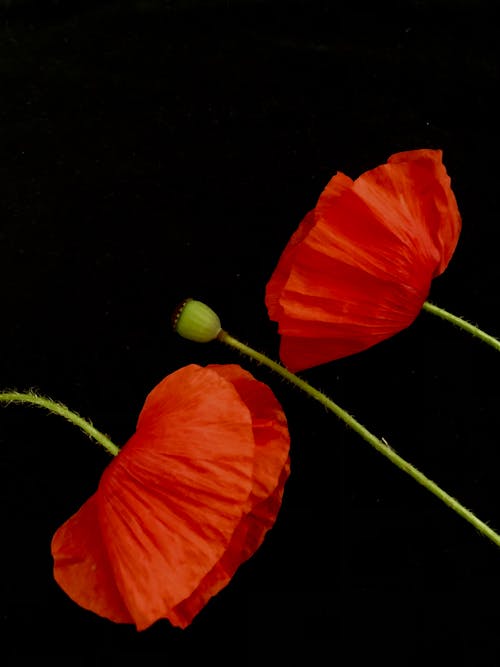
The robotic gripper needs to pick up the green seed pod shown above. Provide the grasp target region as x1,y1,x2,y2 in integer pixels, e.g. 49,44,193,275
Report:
173,298,222,343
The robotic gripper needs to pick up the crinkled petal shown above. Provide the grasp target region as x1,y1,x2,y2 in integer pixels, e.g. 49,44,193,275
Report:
170,365,291,627
386,149,461,274
265,171,354,322
52,494,132,624
98,365,257,630
211,364,290,504
266,210,316,321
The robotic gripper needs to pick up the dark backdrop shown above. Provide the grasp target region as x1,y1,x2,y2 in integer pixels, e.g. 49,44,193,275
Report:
1,0,499,664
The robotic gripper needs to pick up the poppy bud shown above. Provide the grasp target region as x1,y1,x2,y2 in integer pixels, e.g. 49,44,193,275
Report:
173,298,222,342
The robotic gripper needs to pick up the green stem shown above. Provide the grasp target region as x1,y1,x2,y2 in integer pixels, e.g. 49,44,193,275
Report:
0,391,119,457
218,330,500,549
423,301,500,352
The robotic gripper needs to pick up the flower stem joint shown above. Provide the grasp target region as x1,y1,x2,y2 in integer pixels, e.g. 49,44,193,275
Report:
173,298,222,342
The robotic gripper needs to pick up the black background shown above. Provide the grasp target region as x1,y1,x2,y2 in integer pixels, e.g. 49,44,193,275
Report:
1,0,499,664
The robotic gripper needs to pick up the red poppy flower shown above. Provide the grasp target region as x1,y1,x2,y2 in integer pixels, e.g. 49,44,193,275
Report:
266,149,461,371
51,364,290,630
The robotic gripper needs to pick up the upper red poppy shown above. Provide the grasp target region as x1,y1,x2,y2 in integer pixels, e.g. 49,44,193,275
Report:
51,364,290,630
265,149,461,372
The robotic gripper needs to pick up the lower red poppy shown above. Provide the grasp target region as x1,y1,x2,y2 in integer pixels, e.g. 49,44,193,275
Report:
51,364,290,630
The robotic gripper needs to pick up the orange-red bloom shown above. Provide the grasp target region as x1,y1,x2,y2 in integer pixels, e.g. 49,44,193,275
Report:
51,364,290,630
266,149,461,371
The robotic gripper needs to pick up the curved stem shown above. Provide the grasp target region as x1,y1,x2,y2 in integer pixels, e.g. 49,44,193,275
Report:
423,301,500,352
218,330,500,549
0,391,119,457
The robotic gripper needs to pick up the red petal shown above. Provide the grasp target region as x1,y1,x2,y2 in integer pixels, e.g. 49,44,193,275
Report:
266,210,316,321
52,494,132,624
171,365,290,627
265,171,353,322
211,364,290,504
97,364,257,630
387,149,461,274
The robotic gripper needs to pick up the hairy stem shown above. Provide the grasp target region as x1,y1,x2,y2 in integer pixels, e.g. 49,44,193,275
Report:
0,390,119,456
423,301,500,352
218,330,500,549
